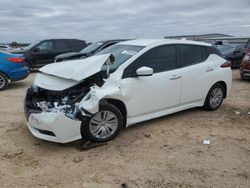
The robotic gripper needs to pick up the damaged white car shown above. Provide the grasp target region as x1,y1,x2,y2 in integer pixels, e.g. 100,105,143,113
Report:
24,39,232,143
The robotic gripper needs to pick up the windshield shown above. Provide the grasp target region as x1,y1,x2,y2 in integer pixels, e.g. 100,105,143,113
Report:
217,45,235,54
80,42,103,54
96,44,144,72
23,41,40,50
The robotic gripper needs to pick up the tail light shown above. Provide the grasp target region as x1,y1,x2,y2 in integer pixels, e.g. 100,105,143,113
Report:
221,60,232,68
5,57,25,63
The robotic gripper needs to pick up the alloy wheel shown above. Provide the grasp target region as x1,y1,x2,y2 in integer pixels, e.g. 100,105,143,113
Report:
89,110,119,139
0,75,5,89
209,87,223,109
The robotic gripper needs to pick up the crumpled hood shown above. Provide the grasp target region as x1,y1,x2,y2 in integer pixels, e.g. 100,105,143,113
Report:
55,52,81,59
39,53,112,82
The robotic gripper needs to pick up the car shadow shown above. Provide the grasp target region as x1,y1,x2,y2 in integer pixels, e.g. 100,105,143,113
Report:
8,81,29,90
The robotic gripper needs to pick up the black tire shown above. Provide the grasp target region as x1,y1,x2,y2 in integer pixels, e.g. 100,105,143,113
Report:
241,74,245,80
0,72,9,91
81,103,123,142
203,83,225,111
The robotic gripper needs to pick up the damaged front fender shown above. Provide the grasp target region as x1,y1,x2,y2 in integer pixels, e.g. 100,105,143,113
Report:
78,85,121,115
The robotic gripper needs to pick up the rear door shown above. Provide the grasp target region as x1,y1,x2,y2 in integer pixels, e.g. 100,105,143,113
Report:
179,44,214,105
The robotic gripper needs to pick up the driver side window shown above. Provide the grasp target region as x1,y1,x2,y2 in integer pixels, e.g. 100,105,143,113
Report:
123,44,177,78
36,41,52,50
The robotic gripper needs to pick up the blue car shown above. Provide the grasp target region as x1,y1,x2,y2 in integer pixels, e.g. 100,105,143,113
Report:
0,50,29,91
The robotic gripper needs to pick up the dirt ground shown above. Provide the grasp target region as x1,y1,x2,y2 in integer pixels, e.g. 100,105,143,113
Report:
0,70,249,188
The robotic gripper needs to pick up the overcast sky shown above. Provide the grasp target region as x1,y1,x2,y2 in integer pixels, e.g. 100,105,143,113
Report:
0,0,249,43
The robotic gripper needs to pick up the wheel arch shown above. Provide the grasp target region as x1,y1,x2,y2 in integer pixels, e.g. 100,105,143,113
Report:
0,71,9,79
100,98,127,127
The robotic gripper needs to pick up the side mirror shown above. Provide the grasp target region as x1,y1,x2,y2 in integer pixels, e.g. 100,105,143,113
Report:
136,66,153,77
33,47,40,52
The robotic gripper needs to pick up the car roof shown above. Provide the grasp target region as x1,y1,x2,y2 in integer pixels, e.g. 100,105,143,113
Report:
119,39,211,47
44,39,85,42
96,39,131,44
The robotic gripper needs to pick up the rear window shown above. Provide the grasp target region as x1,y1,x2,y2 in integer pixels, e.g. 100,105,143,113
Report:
54,41,69,49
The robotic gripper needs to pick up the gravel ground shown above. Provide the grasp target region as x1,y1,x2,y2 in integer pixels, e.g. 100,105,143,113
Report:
0,69,249,188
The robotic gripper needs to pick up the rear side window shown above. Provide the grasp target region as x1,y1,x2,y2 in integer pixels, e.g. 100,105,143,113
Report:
179,45,203,67
71,41,87,50
123,45,177,77
54,41,69,49
205,46,222,58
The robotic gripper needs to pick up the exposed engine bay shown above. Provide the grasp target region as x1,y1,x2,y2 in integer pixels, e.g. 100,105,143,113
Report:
25,73,105,121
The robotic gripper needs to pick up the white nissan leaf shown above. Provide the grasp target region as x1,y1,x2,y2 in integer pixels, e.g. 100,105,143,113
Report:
24,39,232,143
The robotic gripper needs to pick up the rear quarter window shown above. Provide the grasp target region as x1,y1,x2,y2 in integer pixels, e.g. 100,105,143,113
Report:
179,44,203,67
205,46,222,59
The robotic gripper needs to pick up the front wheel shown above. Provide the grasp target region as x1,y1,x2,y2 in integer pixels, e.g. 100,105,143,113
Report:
204,83,224,111
81,103,123,142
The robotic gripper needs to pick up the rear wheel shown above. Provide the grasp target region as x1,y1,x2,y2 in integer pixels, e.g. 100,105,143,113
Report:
204,83,224,111
0,73,9,91
81,103,123,142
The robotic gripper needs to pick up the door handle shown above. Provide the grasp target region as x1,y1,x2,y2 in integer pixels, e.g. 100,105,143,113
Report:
205,67,214,72
169,75,181,80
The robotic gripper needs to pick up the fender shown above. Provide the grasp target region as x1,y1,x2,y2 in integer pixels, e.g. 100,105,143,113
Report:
78,84,121,115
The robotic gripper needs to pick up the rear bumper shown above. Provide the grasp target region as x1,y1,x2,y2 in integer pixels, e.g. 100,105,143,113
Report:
9,66,29,81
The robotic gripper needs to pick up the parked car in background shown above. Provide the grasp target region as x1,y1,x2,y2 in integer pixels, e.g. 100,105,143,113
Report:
242,39,250,55
11,39,87,69
0,50,29,91
25,39,232,143
217,44,244,68
55,39,129,62
240,53,250,80
0,44,12,51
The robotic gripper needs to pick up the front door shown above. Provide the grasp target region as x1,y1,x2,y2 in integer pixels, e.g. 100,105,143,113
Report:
121,44,182,119
30,40,54,67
